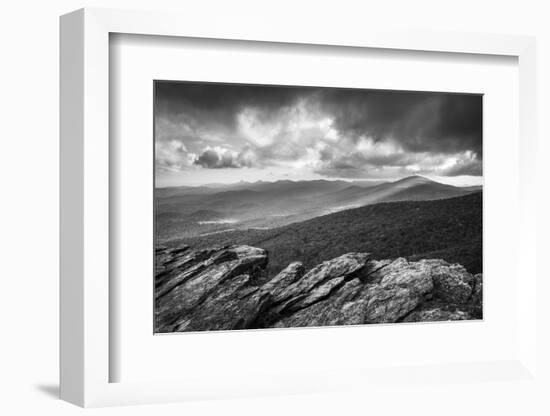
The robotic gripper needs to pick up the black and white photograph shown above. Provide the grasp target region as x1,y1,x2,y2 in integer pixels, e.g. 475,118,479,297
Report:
2,0,546,412
154,81,483,333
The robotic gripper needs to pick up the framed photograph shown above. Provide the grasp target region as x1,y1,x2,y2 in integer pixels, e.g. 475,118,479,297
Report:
60,8,539,407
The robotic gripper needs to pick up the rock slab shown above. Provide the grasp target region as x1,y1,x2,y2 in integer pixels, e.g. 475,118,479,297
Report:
155,244,482,332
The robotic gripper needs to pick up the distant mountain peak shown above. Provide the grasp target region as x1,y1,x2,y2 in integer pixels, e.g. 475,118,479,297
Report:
391,175,437,187
395,175,433,182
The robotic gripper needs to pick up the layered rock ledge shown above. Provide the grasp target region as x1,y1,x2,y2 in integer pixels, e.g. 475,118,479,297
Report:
155,245,482,332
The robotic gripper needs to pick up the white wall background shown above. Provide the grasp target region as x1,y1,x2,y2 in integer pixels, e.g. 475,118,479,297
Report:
0,0,548,415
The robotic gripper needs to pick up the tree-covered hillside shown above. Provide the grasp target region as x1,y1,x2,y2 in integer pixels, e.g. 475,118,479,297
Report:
167,191,482,276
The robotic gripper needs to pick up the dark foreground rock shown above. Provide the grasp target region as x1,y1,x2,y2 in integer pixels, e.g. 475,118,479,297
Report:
155,245,482,332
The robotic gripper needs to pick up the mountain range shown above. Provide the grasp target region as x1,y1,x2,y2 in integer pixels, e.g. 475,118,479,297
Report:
155,175,481,242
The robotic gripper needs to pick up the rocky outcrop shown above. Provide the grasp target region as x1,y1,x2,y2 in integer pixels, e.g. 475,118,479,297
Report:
155,245,482,332
155,245,268,332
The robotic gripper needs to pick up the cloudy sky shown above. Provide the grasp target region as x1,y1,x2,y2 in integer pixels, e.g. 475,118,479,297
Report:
155,81,482,187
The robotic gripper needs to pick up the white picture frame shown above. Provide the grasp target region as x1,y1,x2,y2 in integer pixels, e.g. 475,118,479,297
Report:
60,7,538,408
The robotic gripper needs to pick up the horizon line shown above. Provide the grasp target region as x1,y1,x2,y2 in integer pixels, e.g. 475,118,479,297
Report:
155,174,483,189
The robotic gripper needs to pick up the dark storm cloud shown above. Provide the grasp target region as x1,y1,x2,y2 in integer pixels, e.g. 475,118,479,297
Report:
155,81,482,179
318,89,482,159
155,81,311,129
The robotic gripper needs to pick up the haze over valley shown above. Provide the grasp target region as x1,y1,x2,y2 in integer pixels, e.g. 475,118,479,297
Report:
156,175,481,243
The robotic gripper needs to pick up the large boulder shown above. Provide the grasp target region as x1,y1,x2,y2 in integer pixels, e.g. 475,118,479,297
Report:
273,257,435,327
155,245,268,332
171,274,272,332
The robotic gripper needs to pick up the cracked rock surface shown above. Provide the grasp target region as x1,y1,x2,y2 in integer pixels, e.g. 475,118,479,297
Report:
155,244,482,332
